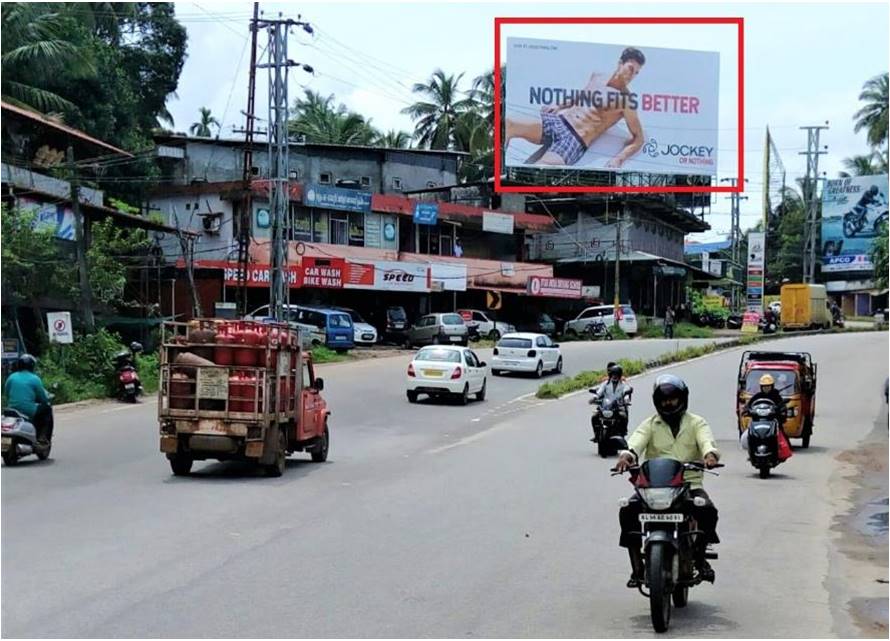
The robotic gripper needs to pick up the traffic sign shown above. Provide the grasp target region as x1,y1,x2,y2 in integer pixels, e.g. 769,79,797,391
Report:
486,290,502,310
47,311,73,344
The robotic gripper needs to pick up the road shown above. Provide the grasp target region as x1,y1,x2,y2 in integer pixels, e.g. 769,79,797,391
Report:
1,333,886,638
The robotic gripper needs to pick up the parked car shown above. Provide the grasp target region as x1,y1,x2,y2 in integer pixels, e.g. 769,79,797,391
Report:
456,309,515,340
512,310,558,336
564,304,638,336
333,307,378,345
406,313,469,347
491,333,563,377
245,304,326,349
294,307,355,351
406,345,488,404
375,305,410,344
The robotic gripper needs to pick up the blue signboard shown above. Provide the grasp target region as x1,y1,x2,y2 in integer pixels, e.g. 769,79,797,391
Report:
413,203,439,225
821,174,888,274
303,184,372,213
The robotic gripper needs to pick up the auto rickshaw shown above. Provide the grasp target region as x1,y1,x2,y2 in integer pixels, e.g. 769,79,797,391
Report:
737,351,817,448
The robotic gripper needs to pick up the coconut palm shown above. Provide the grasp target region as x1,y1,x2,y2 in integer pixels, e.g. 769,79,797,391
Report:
190,107,220,138
289,89,378,145
1,3,95,112
840,152,885,177
375,130,412,148
402,69,473,150
853,73,888,150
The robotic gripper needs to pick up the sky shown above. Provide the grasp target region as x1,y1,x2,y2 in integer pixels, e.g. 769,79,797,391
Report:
167,0,889,242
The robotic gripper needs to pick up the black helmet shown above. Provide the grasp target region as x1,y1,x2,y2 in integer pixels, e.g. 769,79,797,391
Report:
130,341,143,354
17,354,37,372
652,374,688,419
869,185,879,196
608,364,623,379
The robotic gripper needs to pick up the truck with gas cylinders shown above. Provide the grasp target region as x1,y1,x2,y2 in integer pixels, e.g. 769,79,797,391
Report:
157,319,330,477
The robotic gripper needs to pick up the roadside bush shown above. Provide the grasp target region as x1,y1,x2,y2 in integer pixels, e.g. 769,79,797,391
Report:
310,345,351,364
641,322,714,339
40,328,124,403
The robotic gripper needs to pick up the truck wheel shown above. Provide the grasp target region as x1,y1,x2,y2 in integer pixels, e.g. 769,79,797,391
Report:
169,455,192,476
311,425,329,462
265,429,287,477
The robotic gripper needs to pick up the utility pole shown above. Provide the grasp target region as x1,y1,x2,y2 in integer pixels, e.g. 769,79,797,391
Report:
256,14,313,321
613,200,623,317
172,206,202,318
68,146,95,332
234,2,260,316
800,123,829,283
721,177,748,309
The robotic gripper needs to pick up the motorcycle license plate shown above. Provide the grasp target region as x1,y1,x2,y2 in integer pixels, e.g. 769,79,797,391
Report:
125,383,135,390
639,513,683,523
449,336,462,342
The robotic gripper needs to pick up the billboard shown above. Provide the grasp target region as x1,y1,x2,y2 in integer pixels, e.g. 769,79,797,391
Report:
504,37,719,175
746,231,765,312
821,175,888,273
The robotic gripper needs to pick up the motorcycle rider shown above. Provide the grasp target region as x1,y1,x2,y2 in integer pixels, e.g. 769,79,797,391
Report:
590,364,633,441
745,374,787,427
615,374,720,587
3,354,53,445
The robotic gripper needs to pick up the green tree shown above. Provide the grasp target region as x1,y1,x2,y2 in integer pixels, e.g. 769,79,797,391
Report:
0,3,95,112
853,72,889,150
375,129,412,148
189,107,220,138
288,89,378,145
402,69,473,150
870,221,888,289
840,153,886,177
764,186,807,288
86,217,151,308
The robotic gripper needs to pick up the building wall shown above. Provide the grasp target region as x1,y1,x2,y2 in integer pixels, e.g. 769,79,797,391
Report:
147,192,236,263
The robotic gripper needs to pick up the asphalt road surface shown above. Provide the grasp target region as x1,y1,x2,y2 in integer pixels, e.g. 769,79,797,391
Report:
2,333,886,638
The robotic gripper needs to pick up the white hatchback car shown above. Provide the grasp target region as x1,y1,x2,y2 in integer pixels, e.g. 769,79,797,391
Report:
491,333,563,377
406,345,488,405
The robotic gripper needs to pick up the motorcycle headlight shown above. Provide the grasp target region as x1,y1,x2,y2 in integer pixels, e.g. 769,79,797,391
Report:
637,487,683,511
754,406,771,417
602,410,614,418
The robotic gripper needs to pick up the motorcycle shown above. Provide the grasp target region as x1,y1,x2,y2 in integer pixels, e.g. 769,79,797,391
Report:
588,392,631,457
114,341,143,402
584,319,613,341
2,404,52,466
726,313,743,330
611,443,722,633
741,397,789,478
758,311,779,334
843,200,888,238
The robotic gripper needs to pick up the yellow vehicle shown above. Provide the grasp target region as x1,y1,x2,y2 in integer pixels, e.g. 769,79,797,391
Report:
780,283,832,330
736,351,817,448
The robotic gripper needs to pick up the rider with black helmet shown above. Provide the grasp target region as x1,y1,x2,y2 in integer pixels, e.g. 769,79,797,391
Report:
3,354,54,444
590,363,633,440
615,374,721,587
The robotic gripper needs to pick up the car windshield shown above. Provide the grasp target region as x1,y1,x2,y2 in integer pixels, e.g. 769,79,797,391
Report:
442,314,464,325
388,307,407,321
745,369,799,395
345,310,366,324
329,313,352,328
416,348,461,363
539,313,553,323
621,305,635,316
498,337,532,348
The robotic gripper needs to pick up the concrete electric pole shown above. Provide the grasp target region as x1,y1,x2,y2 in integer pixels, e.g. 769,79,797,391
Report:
800,123,829,283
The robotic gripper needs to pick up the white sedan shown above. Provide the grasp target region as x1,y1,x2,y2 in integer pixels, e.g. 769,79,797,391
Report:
406,345,488,405
490,332,563,378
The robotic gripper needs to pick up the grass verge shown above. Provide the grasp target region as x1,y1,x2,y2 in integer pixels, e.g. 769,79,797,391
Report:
311,345,353,364
640,322,715,339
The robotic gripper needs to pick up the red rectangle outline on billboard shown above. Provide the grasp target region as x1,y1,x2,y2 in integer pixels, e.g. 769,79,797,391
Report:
493,16,744,194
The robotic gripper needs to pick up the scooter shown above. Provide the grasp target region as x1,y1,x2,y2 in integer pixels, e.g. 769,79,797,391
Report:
741,398,789,478
611,443,723,633
589,391,631,458
2,407,51,465
114,342,143,402
758,311,778,334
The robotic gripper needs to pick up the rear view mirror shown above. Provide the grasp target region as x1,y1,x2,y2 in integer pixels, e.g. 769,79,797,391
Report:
552,343,560,348
479,361,487,367
610,436,629,451
314,377,324,391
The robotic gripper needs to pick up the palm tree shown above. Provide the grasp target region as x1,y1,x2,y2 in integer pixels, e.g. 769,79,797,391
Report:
853,73,888,150
840,152,885,177
375,130,411,148
190,107,220,138
1,3,95,112
289,90,378,145
402,69,473,150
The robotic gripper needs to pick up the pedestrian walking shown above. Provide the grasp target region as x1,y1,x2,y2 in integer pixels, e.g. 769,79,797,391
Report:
664,305,675,339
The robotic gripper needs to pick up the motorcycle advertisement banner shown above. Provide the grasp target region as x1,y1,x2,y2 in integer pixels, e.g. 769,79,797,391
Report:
821,174,889,273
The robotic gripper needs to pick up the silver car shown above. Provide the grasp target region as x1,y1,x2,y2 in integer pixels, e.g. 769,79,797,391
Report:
406,313,469,347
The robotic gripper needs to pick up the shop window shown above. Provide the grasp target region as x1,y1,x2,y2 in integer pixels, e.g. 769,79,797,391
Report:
330,214,349,245
360,176,371,187
290,205,311,241
319,172,332,185
348,212,365,247
312,210,328,243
